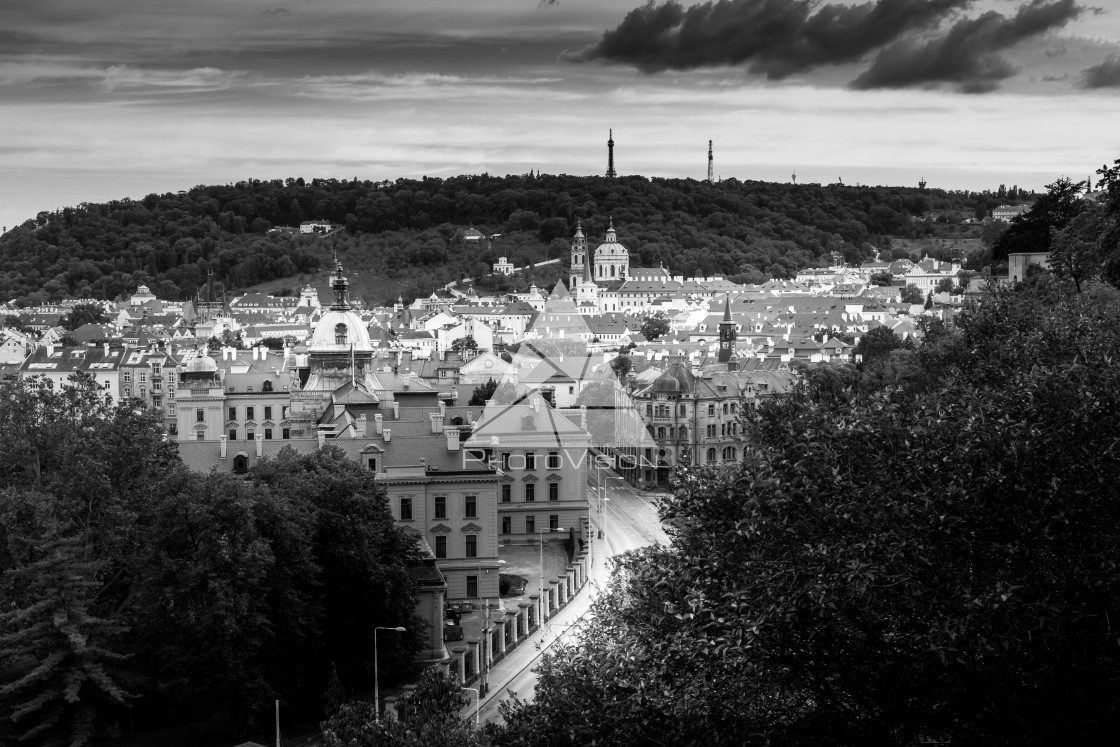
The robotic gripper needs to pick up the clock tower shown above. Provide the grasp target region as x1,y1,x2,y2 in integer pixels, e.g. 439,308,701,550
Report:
717,294,736,364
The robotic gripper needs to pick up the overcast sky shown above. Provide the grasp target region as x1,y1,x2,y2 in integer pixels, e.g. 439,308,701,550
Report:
2,0,1119,231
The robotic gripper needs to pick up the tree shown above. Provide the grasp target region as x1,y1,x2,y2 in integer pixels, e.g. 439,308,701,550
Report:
934,277,955,294
321,666,484,747
451,335,479,356
899,285,923,304
609,354,632,381
639,314,670,341
992,177,1086,262
0,527,132,747
493,284,1120,746
868,271,893,286
468,378,499,406
1049,201,1112,293
62,303,109,331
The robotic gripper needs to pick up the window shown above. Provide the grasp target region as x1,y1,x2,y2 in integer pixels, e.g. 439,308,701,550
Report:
657,427,666,439
549,514,559,530
465,495,477,518
228,406,237,421
547,451,561,469
246,406,255,420
549,482,559,501
502,516,511,534
708,404,715,416
139,386,146,398
167,386,175,400
525,452,536,470
525,516,535,534
196,408,204,423
335,323,347,345
228,429,236,441
706,447,717,464
264,428,273,440
123,371,131,383
501,484,511,502
264,406,272,420
525,483,535,502
196,432,204,441
282,427,290,439
501,452,511,470
367,458,377,471
262,381,272,392
645,404,652,416
679,404,686,416
435,536,446,559
167,405,175,416
434,496,446,519
246,430,255,441
167,371,176,384
400,498,413,521
465,534,477,558
153,381,161,392
282,405,289,419
466,574,478,598
152,363,161,375
139,372,146,383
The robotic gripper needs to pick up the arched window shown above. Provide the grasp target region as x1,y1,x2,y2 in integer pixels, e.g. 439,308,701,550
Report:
706,448,717,464
335,323,347,345
262,380,273,392
679,426,688,439
233,454,248,473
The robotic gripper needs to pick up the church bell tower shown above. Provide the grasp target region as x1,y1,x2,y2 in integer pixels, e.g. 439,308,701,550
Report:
718,294,736,364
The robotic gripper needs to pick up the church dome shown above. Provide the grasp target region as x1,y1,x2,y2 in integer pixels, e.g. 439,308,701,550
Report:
184,355,218,373
309,309,373,352
594,219,628,257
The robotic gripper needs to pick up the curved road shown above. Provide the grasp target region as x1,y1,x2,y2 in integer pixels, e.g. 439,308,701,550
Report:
468,467,669,725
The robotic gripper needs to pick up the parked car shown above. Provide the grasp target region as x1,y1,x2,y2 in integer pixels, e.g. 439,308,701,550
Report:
443,621,463,642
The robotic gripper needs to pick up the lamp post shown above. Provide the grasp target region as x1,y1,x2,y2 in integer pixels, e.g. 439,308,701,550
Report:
462,687,480,725
478,559,506,696
538,526,565,627
374,626,406,723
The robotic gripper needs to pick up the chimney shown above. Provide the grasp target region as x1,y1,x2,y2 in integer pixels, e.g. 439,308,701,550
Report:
317,428,326,450
374,413,384,435
256,433,264,457
220,435,228,459
46,342,55,357
446,427,460,452
391,401,400,419
430,412,443,434
466,410,474,424
103,342,110,357
383,428,392,442
356,414,367,438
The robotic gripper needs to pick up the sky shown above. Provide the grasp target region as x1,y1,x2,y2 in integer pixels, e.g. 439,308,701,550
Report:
2,0,1120,232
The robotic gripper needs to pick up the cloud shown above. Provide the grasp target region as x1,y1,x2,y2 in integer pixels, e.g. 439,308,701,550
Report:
1081,52,1120,88
563,0,971,78
262,8,292,17
850,0,1083,92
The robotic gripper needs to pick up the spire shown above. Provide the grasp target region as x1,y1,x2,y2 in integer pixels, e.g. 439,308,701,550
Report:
574,218,584,238
722,293,732,322
330,256,351,310
707,140,714,183
606,129,616,178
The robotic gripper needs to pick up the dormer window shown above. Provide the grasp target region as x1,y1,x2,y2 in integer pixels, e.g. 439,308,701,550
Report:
335,323,347,345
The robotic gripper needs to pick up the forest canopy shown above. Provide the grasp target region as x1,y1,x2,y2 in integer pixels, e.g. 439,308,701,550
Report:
0,174,999,306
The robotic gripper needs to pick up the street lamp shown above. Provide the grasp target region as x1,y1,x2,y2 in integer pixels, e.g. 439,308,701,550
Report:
538,526,566,627
374,626,406,723
477,559,506,696
462,686,480,726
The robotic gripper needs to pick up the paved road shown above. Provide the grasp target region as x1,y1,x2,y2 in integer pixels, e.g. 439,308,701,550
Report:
467,467,669,724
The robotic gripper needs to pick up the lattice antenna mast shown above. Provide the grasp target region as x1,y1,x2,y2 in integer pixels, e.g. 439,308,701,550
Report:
707,140,713,183
606,130,616,178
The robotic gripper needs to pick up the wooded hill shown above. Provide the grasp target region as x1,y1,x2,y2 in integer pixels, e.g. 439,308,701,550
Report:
0,173,1009,307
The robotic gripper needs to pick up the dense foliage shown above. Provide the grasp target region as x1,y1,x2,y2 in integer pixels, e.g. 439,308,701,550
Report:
494,280,1120,746
0,378,423,744
0,174,993,306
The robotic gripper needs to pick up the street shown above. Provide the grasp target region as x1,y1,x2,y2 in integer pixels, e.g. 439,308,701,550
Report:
468,467,669,724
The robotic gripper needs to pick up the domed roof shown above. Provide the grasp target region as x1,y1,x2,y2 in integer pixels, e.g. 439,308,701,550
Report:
309,309,373,352
594,218,628,257
185,355,218,373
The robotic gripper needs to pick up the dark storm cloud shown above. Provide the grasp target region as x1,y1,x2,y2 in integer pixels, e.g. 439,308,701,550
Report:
850,0,1083,91
563,0,972,78
1080,53,1120,88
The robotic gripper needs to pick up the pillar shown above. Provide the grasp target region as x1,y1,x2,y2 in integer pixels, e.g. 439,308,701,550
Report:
467,639,480,679
452,646,467,683
528,595,540,629
517,603,530,640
